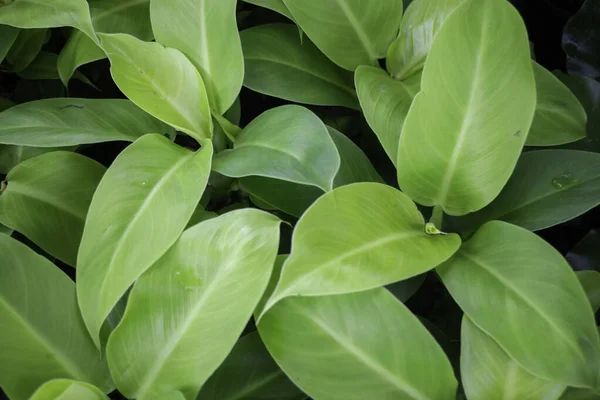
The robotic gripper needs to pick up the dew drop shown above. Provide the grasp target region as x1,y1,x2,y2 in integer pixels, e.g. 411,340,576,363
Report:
552,170,579,190
139,179,149,187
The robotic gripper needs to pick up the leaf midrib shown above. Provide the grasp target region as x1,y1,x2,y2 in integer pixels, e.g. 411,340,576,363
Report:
333,0,378,63
222,370,283,400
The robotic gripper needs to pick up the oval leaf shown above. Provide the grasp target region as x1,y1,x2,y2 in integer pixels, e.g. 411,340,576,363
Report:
77,134,213,348
282,0,403,71
240,24,359,109
397,0,536,215
262,182,461,316
0,235,111,400
438,221,600,389
29,379,109,400
107,209,280,399
258,288,458,400
0,98,175,147
212,105,340,192
0,151,105,266
99,33,212,140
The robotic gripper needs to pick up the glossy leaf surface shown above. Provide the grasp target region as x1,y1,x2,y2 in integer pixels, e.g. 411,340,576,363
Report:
29,379,109,400
77,135,213,348
438,221,600,389
397,0,536,215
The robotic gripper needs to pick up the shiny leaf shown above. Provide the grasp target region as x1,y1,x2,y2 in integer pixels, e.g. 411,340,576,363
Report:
29,379,109,400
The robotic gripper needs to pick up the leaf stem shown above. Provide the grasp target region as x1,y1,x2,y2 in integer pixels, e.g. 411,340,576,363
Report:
429,205,444,230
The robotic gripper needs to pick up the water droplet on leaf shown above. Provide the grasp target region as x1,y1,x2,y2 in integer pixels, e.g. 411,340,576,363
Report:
552,171,579,190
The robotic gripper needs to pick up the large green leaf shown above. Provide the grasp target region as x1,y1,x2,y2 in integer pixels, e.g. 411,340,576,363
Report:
107,209,280,400
461,316,565,400
355,65,420,166
0,235,112,400
77,134,213,348
99,33,212,141
240,24,359,109
0,144,73,175
258,288,458,400
578,270,600,312
261,182,461,317
438,221,600,389
58,0,153,86
5,28,47,72
527,62,587,146
0,98,175,147
282,0,403,71
29,379,109,400
397,0,536,215
0,152,105,266
386,0,464,79
151,0,243,115
243,0,295,20
0,24,19,63
212,105,340,192
450,150,600,233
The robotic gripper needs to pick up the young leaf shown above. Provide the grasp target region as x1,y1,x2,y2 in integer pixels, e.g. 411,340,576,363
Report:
240,24,359,109
0,24,19,63
258,288,458,400
151,0,243,115
243,0,296,21
99,33,212,141
577,270,600,312
107,209,280,400
527,62,587,146
438,221,600,389
77,135,213,348
461,316,565,400
262,182,461,316
397,0,536,215
0,98,175,147
5,28,47,72
355,65,420,166
29,379,109,400
0,152,105,266
212,105,340,192
451,150,600,233
0,235,112,400
386,0,465,79
282,0,403,71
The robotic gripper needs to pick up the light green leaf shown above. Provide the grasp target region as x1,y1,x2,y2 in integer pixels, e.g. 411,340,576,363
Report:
212,105,340,192
0,151,105,266
0,235,112,400
282,0,403,71
438,221,600,389
527,62,587,146
397,0,536,215
0,98,175,147
77,134,213,348
461,316,565,400
578,270,600,312
355,65,420,166
258,288,458,400
0,24,19,63
151,0,243,115
6,28,47,72
58,0,153,86
243,0,295,21
99,33,212,141
18,52,96,88
262,182,461,316
240,24,359,109
386,0,465,79
107,209,280,400
450,150,600,233
29,379,109,400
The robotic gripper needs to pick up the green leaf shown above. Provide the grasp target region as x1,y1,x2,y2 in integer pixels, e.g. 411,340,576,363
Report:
0,235,112,400
282,0,403,71
527,62,587,146
397,0,536,215
438,221,600,389
242,0,295,21
107,209,280,400
262,182,461,316
99,33,212,141
450,150,600,233
151,0,243,115
18,52,96,88
0,24,19,63
0,151,105,266
386,274,427,303
29,379,109,400
0,145,73,175
258,288,458,400
461,316,565,400
240,24,359,109
355,65,420,166
0,98,175,147
578,270,600,312
212,105,340,192
58,0,153,86
6,28,47,72
560,388,600,400
386,0,465,79
77,134,213,348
